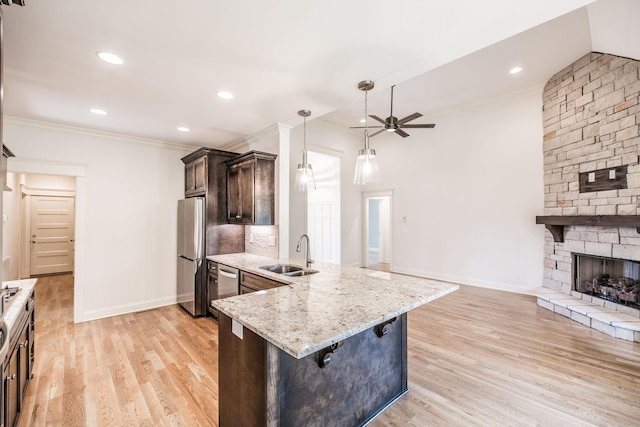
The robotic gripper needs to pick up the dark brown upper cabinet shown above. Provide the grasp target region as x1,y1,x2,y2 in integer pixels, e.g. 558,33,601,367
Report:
183,151,207,197
226,151,277,225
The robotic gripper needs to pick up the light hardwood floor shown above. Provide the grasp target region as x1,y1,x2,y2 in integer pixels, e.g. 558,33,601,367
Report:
18,274,640,426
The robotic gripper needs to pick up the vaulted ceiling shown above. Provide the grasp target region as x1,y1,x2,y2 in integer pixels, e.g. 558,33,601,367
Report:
2,0,638,148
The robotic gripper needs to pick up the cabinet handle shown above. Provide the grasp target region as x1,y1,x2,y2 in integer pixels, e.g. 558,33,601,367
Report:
190,186,195,190
20,340,28,348
6,374,15,381
235,215,241,219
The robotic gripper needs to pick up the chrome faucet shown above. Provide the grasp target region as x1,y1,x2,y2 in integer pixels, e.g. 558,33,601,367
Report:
296,234,314,268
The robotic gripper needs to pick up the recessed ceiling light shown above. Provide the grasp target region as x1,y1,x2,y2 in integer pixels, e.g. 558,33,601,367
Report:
359,118,366,123
216,90,234,99
90,108,108,115
96,51,124,65
510,66,523,74
177,126,190,132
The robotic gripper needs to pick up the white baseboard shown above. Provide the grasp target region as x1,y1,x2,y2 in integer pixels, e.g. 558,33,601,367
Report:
81,295,178,322
390,267,539,295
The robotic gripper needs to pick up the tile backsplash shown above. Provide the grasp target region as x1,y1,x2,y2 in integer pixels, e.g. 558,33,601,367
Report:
245,225,279,259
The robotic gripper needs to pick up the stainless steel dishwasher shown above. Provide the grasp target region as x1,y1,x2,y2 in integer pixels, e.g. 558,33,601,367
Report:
216,264,239,302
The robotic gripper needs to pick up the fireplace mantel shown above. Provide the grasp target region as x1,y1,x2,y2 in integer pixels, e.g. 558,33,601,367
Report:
536,215,640,242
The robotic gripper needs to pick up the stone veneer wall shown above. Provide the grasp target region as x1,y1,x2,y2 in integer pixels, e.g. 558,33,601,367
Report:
542,52,640,296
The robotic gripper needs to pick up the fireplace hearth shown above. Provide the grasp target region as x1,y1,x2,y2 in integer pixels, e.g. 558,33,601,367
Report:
574,254,640,310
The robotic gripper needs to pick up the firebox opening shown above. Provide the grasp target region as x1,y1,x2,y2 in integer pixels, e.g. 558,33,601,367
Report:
574,253,640,310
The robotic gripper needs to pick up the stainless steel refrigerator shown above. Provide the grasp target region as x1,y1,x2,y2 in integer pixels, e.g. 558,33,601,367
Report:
177,197,206,316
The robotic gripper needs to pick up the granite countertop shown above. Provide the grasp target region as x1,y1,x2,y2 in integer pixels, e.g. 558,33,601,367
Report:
209,253,459,359
3,278,37,339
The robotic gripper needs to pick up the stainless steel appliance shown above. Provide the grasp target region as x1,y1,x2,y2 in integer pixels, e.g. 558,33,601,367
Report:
217,265,239,300
177,197,206,316
208,263,240,317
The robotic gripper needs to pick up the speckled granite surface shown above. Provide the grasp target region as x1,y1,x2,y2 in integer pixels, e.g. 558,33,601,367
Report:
209,253,459,359
3,278,37,338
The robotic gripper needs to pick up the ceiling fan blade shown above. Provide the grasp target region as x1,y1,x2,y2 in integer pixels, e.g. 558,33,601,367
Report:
395,128,410,138
349,125,383,129
400,123,436,128
396,112,423,125
369,129,385,137
368,115,387,125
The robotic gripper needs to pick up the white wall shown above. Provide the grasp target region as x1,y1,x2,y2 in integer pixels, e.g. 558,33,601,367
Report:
5,118,192,321
286,87,545,293
375,87,546,292
2,173,22,280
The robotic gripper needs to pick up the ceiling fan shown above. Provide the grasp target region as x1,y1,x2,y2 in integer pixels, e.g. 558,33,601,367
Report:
351,85,435,138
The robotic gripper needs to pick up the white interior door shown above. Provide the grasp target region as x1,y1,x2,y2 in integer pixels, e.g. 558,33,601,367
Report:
30,195,75,276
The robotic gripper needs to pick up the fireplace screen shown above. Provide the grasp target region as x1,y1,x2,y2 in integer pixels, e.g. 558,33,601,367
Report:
574,254,640,309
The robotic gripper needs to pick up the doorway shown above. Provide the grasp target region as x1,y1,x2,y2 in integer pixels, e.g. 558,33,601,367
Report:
363,191,392,271
8,158,86,323
28,194,75,276
306,151,341,264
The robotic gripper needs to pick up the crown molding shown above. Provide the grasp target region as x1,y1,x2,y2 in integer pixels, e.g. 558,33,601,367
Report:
4,116,195,151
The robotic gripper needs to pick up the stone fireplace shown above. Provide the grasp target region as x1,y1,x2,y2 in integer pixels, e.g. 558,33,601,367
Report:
535,52,640,343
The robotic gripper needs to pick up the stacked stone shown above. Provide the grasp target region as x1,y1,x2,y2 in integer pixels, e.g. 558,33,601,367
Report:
541,53,640,306
542,52,640,216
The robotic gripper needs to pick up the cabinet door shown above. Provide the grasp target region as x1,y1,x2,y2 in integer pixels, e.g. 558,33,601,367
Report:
185,162,196,195
240,271,283,291
18,326,28,404
5,349,18,427
227,164,242,222
207,262,218,316
28,310,35,386
227,161,255,224
185,156,207,197
193,156,207,193
238,162,255,223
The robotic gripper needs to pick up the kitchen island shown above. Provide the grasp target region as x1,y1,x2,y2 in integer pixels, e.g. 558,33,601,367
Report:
210,253,458,427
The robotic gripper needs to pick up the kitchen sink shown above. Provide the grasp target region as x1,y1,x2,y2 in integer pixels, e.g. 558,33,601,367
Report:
260,264,318,276
282,269,318,277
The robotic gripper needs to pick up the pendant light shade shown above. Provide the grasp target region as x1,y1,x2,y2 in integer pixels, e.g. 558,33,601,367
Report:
294,110,316,191
354,144,380,185
353,80,381,185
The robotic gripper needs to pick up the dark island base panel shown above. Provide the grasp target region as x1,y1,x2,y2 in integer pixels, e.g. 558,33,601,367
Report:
218,313,408,427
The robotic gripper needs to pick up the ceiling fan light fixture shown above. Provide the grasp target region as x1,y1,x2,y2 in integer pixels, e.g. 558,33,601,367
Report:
294,110,316,192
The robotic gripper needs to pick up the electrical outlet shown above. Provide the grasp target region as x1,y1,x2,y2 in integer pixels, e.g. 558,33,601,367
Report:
268,236,276,246
249,234,254,243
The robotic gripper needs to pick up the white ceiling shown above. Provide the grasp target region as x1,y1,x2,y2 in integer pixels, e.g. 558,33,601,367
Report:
2,0,638,149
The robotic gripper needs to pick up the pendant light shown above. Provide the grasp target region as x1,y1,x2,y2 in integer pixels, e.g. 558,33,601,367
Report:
353,80,380,185
294,109,316,191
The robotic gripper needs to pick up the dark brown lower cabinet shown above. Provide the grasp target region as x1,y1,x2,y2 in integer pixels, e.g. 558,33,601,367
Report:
3,290,35,427
218,312,408,427
239,271,284,294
